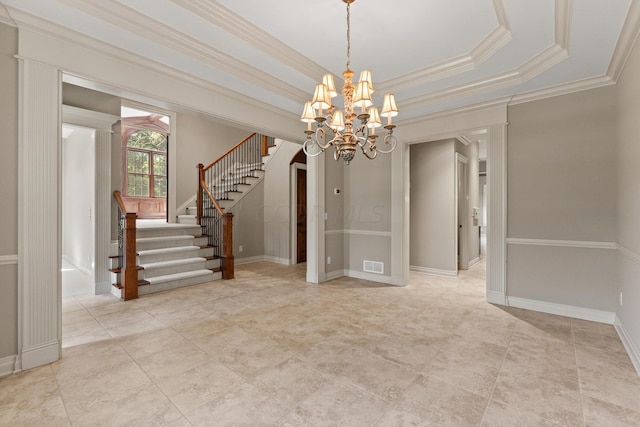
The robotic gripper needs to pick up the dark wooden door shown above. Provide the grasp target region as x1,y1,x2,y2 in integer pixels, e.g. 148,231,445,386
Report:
296,168,307,263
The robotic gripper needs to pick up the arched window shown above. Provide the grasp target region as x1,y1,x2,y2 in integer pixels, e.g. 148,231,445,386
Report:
125,129,167,198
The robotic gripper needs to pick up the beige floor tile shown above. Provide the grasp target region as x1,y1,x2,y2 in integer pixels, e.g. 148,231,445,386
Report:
186,382,289,427
118,327,187,360
52,340,133,384
394,374,488,426
252,356,333,408
572,318,628,355
279,378,390,426
136,342,213,382
154,360,244,414
576,345,640,411
582,395,640,427
480,400,560,426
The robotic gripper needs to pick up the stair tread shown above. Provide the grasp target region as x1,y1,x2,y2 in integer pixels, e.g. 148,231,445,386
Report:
146,269,214,285
140,257,207,269
137,235,195,243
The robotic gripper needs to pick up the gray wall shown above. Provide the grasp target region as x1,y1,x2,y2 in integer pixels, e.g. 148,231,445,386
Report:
174,114,249,209
455,139,480,264
0,22,18,360
343,153,392,274
410,139,456,273
616,35,640,354
507,85,618,311
325,155,344,274
62,83,120,116
263,140,301,263
229,180,265,260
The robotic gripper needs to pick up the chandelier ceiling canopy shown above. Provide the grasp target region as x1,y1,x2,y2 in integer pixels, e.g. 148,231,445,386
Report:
301,0,398,165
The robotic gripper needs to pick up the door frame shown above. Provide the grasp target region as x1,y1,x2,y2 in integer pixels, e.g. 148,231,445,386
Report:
290,162,307,264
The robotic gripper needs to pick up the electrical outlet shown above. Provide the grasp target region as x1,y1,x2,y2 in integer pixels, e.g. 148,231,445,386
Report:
620,292,623,306
327,256,331,265
239,245,243,252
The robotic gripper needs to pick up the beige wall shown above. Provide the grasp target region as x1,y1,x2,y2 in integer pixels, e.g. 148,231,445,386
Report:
507,85,618,311
455,139,480,264
0,22,18,359
325,154,344,274
616,35,640,353
410,139,456,273
62,83,120,116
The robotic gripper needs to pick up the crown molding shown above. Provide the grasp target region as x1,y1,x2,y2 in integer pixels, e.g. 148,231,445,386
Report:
0,3,15,26
62,105,119,131
509,75,615,105
60,0,309,103
9,8,299,128
378,0,512,93
401,0,571,112
607,0,640,82
170,0,328,81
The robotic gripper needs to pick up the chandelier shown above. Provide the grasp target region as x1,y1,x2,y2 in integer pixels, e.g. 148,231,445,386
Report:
301,0,399,165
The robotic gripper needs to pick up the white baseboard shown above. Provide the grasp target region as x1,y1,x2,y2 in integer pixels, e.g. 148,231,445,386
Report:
21,341,59,370
507,296,615,324
468,257,480,268
344,269,402,286
234,255,268,265
614,315,640,377
325,269,345,281
410,265,457,278
0,355,17,377
235,255,291,266
486,290,507,305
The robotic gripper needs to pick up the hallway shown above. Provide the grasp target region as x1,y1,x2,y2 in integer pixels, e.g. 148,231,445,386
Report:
1,261,639,426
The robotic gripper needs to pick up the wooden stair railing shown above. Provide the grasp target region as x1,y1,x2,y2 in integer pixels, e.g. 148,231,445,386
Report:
113,190,138,300
196,133,275,280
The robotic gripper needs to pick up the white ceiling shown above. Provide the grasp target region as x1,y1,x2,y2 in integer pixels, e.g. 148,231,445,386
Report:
0,0,636,152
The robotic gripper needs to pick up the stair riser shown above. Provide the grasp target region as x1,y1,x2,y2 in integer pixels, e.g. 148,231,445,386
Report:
136,226,202,239
137,237,196,251
138,248,202,264
141,261,207,279
138,271,221,295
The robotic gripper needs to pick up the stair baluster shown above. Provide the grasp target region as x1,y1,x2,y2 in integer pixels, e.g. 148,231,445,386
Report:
113,190,139,300
196,133,275,279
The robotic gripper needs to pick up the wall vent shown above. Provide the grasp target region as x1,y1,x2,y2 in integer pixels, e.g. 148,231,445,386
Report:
363,260,384,274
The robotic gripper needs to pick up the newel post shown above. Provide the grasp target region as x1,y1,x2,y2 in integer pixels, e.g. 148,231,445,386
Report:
197,163,204,225
123,212,138,301
222,212,234,279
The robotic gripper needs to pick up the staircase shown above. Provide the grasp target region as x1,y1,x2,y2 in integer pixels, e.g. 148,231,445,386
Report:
110,221,220,297
177,137,279,224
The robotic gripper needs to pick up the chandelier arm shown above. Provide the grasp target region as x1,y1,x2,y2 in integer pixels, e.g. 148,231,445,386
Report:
302,138,324,157
376,131,398,154
361,143,378,159
313,126,334,151
353,123,370,148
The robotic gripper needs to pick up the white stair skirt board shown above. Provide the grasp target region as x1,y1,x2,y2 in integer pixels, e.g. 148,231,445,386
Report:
506,296,616,324
614,316,640,377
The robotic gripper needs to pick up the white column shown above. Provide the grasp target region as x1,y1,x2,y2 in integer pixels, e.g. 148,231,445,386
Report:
390,139,410,286
306,154,325,283
486,123,507,304
18,59,61,370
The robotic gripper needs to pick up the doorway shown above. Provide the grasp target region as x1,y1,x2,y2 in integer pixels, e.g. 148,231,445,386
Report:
290,149,308,264
456,153,469,271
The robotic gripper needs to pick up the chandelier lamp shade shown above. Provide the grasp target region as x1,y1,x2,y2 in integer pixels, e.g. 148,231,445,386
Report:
301,0,399,165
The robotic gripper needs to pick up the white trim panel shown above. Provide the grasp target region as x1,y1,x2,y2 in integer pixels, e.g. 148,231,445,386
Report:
325,229,392,237
0,255,18,266
507,238,617,249
614,315,640,377
234,255,291,266
507,296,615,324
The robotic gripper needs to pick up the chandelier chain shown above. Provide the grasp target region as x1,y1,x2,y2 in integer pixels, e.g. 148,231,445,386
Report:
346,2,351,70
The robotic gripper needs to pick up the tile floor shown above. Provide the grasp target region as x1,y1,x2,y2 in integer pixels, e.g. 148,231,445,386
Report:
2,261,640,426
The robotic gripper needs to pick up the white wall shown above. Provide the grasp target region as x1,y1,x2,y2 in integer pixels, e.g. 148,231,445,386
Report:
62,128,96,276
616,34,640,370
507,85,618,313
